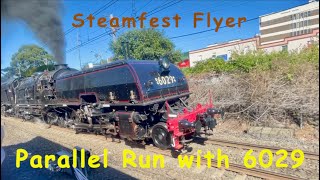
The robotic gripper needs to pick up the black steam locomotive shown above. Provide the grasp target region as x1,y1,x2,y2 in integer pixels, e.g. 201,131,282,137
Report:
1,59,222,152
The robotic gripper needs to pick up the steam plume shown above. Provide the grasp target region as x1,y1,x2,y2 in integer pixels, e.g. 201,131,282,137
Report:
1,0,65,64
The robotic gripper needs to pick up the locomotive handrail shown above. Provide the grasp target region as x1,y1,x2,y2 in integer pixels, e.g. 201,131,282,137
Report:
55,61,127,80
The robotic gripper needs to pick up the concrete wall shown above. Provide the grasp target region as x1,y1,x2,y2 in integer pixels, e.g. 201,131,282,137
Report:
288,35,319,51
189,29,319,67
263,45,284,53
189,39,258,67
261,29,319,53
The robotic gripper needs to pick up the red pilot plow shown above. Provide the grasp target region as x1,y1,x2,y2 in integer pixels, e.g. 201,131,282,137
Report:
151,94,224,155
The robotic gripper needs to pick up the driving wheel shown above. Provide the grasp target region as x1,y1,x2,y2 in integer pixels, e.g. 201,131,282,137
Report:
151,122,172,150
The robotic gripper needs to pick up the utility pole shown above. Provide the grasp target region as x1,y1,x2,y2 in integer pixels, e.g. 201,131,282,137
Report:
132,0,136,18
44,58,48,71
110,14,117,42
18,62,21,77
77,29,82,69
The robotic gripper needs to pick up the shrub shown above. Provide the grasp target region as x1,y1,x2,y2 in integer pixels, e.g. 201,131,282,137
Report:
186,45,319,127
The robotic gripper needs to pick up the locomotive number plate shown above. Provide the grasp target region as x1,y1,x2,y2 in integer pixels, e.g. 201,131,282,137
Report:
154,76,176,85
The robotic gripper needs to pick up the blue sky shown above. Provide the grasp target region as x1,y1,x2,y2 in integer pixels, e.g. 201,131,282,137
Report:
1,0,308,70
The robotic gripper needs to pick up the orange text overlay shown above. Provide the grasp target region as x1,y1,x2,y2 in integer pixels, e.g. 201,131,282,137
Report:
72,12,247,32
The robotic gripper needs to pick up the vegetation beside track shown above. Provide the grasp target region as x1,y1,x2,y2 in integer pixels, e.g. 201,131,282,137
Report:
184,45,319,127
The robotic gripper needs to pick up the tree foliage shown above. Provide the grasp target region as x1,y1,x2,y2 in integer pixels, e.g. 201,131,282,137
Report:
110,29,182,63
9,44,55,77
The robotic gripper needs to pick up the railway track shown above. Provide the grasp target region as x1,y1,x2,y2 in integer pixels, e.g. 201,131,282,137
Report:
198,137,319,160
146,146,305,180
3,116,318,179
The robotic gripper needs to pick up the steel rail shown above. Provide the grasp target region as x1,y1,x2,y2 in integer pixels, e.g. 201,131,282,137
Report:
207,159,303,180
200,137,319,160
146,147,305,180
3,116,315,179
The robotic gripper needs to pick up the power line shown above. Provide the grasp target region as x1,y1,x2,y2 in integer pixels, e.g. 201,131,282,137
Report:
62,0,119,37
132,0,136,17
145,0,177,15
146,0,183,17
169,17,260,39
173,19,259,48
169,0,313,40
66,0,314,57
86,0,244,47
89,6,131,35
170,0,252,44
77,29,82,68
136,0,153,13
176,0,250,17
73,0,151,44
66,0,183,54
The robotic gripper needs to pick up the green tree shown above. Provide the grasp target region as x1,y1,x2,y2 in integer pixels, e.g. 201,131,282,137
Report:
10,44,55,77
110,29,182,63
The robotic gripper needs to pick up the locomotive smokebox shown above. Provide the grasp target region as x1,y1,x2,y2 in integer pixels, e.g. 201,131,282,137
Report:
54,64,68,70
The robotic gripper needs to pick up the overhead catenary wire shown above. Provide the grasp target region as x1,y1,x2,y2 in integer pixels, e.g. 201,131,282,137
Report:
169,0,313,39
66,1,311,55
143,0,177,16
67,0,155,52
89,6,131,35
169,17,260,39
66,0,256,53
62,0,119,37
88,0,154,36
66,0,183,53
145,0,183,17
67,16,259,53
171,0,254,45
135,0,153,13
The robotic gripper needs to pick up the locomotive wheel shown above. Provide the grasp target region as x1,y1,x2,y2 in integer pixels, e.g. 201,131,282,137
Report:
46,112,58,126
151,122,172,150
70,111,81,131
70,111,81,123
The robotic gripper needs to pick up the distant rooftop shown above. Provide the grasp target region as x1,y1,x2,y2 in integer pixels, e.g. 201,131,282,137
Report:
206,39,243,47
259,1,319,18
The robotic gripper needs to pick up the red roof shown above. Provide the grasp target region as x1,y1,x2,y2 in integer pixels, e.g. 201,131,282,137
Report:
177,59,190,68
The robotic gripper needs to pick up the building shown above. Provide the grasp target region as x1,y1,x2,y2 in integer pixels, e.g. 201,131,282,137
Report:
261,28,319,53
189,37,259,67
259,1,319,45
188,1,319,67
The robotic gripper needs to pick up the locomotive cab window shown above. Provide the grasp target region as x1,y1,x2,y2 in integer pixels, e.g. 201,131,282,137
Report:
25,88,33,99
18,89,25,101
80,94,97,104
4,90,9,102
41,80,49,89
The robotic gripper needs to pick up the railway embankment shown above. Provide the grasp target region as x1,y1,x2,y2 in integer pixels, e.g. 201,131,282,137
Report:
1,116,319,179
184,45,319,140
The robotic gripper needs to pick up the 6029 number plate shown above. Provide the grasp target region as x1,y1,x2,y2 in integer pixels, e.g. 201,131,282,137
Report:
154,76,176,85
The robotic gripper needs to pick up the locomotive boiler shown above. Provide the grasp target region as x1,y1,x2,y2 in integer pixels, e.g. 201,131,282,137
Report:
1,59,223,152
